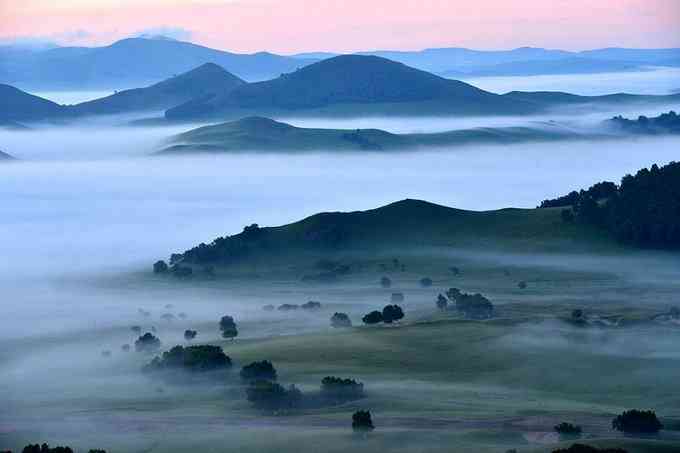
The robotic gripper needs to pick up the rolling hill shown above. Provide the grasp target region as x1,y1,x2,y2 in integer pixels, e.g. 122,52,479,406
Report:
0,84,68,122
0,36,313,90
159,116,582,154
68,63,245,115
165,199,614,271
165,55,538,120
0,150,16,161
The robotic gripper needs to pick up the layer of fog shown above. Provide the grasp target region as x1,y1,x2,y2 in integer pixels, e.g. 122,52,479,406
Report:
458,67,680,96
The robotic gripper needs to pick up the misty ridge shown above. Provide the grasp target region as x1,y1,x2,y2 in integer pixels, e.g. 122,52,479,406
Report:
2,33,680,453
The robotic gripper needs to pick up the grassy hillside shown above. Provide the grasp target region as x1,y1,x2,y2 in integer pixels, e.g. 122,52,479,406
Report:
171,199,615,271
160,117,583,154
0,84,67,122
69,63,245,115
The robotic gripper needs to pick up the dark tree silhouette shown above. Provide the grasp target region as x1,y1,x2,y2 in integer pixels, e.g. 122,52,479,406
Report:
246,380,303,410
184,329,197,341
552,445,627,453
612,409,662,433
153,260,169,274
380,276,392,288
135,333,161,353
352,410,375,432
554,422,582,436
301,301,322,310
453,292,494,319
321,376,365,401
436,294,448,311
144,345,231,373
241,360,277,382
518,281,527,289
362,310,383,324
330,312,352,328
277,304,299,311
382,304,404,323
219,315,238,340
21,444,74,453
419,277,433,287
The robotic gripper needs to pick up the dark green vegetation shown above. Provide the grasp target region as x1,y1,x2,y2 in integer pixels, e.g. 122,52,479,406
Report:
330,312,352,328
607,111,680,134
159,116,583,154
612,410,663,434
552,445,626,453
19,445,73,453
447,289,494,319
554,422,583,436
320,376,365,402
246,380,303,410
352,410,375,432
219,315,238,339
540,161,680,248
67,63,245,116
134,332,161,353
143,345,231,373
240,360,277,382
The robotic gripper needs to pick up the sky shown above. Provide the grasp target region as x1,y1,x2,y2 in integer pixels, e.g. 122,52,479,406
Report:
1,0,679,53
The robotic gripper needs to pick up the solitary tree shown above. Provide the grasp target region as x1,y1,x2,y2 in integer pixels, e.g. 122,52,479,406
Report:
219,315,238,340
241,360,277,382
518,281,527,289
184,329,197,341
436,294,448,311
135,332,161,353
420,277,433,287
330,312,352,328
380,276,392,288
382,304,404,323
554,422,582,436
352,410,375,432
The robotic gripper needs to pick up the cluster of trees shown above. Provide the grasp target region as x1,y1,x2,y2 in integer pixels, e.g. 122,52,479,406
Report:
241,360,277,382
180,224,264,264
273,301,323,311
552,445,626,453
443,288,494,319
143,345,232,373
362,304,404,325
540,161,680,248
219,315,238,340
554,422,582,436
134,332,161,353
612,409,663,433
608,111,680,134
321,376,365,402
13,446,106,453
246,380,303,410
330,312,352,328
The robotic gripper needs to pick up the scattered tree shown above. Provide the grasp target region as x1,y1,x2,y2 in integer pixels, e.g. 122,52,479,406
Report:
135,333,161,353
419,277,433,287
449,266,460,275
436,294,448,311
241,360,277,382
362,310,383,324
219,315,238,340
453,292,494,319
518,281,527,289
612,409,662,434
131,325,142,335
184,329,197,341
382,304,404,323
277,304,299,311
330,312,352,328
352,410,375,432
391,292,404,303
554,422,582,436
380,276,392,288
301,301,322,310
160,313,175,322
246,380,303,410
321,376,364,401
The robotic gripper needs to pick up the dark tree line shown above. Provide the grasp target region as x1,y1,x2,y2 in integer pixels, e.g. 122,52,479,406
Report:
143,345,232,373
540,161,680,248
321,376,365,402
552,445,626,453
444,288,494,319
362,304,404,324
607,111,680,135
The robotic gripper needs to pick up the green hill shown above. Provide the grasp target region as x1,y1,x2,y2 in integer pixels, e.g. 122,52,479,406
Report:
69,63,245,115
165,55,538,120
168,199,613,271
159,116,579,154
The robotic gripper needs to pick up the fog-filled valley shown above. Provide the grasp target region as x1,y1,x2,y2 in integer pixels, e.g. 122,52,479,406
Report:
2,65,680,453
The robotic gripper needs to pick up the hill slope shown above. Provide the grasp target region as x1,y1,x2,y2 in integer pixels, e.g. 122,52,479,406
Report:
0,84,67,122
167,199,613,269
1,37,313,90
0,149,16,161
165,55,537,120
68,63,245,115
159,116,581,154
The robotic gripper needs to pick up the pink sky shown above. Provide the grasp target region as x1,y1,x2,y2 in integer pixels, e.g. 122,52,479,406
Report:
1,0,679,53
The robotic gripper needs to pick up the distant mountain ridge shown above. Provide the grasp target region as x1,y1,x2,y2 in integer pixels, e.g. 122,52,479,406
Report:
0,37,313,90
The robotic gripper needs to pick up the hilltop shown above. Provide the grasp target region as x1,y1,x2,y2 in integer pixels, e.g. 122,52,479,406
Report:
69,63,245,115
159,116,581,154
165,55,537,120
